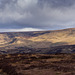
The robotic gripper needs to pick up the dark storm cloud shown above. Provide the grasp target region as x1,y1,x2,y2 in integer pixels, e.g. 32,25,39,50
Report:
38,0,75,7
0,0,75,31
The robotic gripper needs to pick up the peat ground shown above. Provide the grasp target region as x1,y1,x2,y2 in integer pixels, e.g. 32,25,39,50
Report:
0,54,75,75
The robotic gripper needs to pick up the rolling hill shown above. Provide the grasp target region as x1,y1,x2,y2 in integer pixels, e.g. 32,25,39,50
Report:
0,28,75,54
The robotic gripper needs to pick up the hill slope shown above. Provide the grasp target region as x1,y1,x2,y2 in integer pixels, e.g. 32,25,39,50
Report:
0,28,75,54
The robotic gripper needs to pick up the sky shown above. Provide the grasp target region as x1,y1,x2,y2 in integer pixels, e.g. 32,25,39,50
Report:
0,0,75,32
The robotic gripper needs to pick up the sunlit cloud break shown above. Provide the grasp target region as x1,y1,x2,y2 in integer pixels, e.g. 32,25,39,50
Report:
0,28,43,32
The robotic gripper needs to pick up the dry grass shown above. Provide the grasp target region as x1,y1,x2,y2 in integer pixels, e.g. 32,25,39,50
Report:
0,54,75,75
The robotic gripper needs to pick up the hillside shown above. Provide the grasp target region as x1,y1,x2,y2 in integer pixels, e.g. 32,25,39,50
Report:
0,28,75,54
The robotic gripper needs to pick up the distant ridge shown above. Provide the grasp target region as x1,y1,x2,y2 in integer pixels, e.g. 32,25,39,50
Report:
0,28,75,54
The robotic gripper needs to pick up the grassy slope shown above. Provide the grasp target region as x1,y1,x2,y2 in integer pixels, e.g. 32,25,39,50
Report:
0,28,75,53
29,28,75,45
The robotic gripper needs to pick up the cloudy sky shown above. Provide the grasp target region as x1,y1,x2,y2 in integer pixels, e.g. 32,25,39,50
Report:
0,0,75,32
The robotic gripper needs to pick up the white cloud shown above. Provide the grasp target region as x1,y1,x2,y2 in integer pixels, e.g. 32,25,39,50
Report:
0,28,43,32
17,0,37,8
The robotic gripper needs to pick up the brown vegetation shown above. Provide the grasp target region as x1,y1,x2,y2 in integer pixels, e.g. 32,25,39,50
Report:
0,54,75,75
